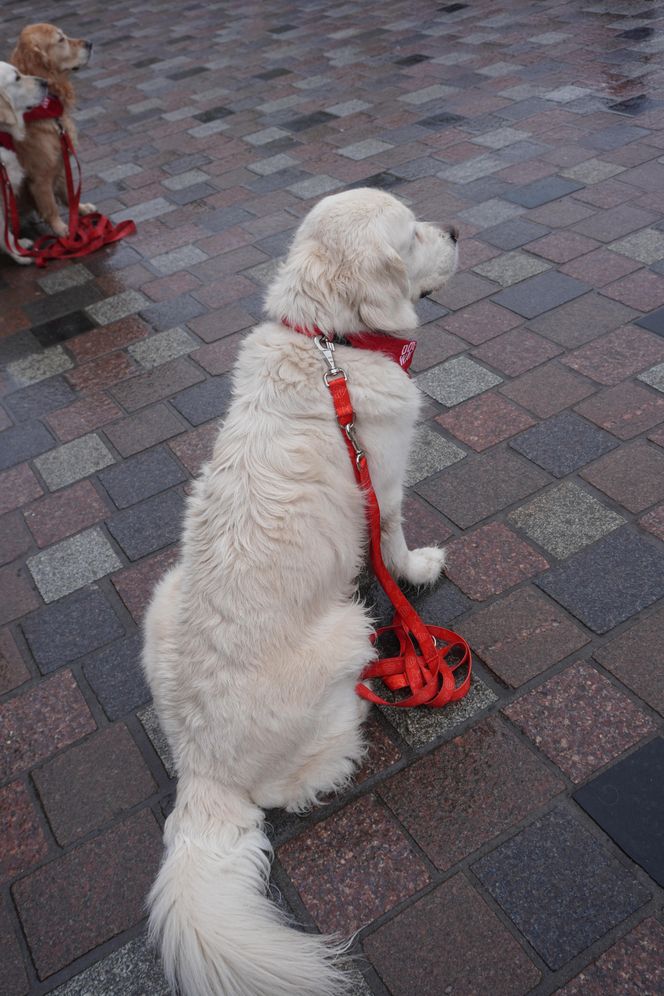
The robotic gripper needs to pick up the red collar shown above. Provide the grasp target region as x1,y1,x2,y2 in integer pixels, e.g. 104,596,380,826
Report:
281,318,417,373
0,131,15,153
24,94,64,123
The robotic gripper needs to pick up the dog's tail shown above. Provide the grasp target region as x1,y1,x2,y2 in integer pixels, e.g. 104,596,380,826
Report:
148,774,352,996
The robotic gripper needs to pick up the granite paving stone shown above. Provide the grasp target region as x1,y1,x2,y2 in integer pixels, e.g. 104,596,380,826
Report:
0,781,49,883
4,379,76,424
83,634,150,721
27,528,123,603
0,512,32,566
492,271,590,320
445,521,549,600
50,934,170,996
557,918,664,996
0,464,42,516
560,247,641,287
21,588,124,674
0,629,30,696
0,896,29,996
562,326,664,385
98,447,186,509
471,326,562,376
510,412,618,477
111,547,179,623
168,423,218,476
379,717,563,870
12,809,162,979
32,725,157,846
472,808,651,970
481,217,550,249
127,326,198,369
7,347,74,388
0,423,56,473
417,448,550,529
0,565,40,625
430,271,498,312
138,703,176,778
638,361,664,392
436,392,535,451
364,873,541,996
504,175,584,208
439,300,522,345
86,290,149,326
593,604,664,715
44,393,123,444
474,250,550,286
536,526,664,633
576,380,664,439
635,305,664,337
416,357,502,407
33,434,115,492
640,502,664,542
278,795,431,934
382,677,497,749
509,481,625,558
580,441,664,512
602,269,664,312
109,357,205,411
102,403,185,457
527,294,637,349
404,426,465,485
170,374,234,425
608,227,664,264
64,352,137,394
504,661,656,782
0,671,96,780
500,361,597,418
106,490,184,561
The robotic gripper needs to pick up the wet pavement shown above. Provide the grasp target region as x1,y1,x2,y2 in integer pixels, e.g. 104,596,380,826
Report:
1,0,663,993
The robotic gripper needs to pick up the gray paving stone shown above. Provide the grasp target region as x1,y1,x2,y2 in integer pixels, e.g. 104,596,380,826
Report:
34,434,115,491
638,362,664,392
544,84,593,103
399,84,457,104
504,176,584,209
560,158,626,184
247,153,300,175
509,482,625,559
170,375,233,426
103,404,184,458
151,245,208,274
98,448,186,509
288,174,343,199
582,123,650,151
473,807,650,970
27,528,122,603
382,677,497,748
405,426,466,485
338,139,393,160
510,412,618,477
112,197,176,224
4,378,76,424
417,358,503,407
492,271,589,319
37,265,93,295
326,99,372,116
438,154,505,184
529,294,638,348
472,127,530,149
107,490,184,560
139,294,207,331
608,228,664,264
7,346,74,388
481,218,550,250
22,587,124,673
86,290,149,326
161,168,210,190
138,702,176,777
457,199,524,229
474,251,550,287
51,934,169,996
84,633,150,721
0,422,55,471
536,526,664,633
127,327,197,369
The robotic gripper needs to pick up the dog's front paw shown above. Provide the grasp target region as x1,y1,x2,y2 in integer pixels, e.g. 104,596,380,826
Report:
400,546,446,586
17,238,34,250
79,202,97,216
51,218,68,238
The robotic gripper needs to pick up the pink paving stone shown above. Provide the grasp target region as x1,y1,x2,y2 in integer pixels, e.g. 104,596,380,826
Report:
500,361,597,418
560,248,641,287
593,604,664,716
0,565,40,626
0,781,49,883
44,392,122,443
581,441,664,513
503,661,656,783
0,464,43,516
0,512,31,566
561,326,664,385
575,381,664,439
649,424,664,447
65,352,138,393
459,239,502,270
169,423,219,476
471,327,562,377
0,671,96,781
141,271,202,303
0,896,28,996
191,333,243,376
497,159,557,185
410,327,466,372
0,629,30,696
355,715,401,785
556,918,664,996
436,392,535,451
640,504,664,542
602,270,664,312
440,299,523,345
402,493,453,549
527,231,599,263
23,481,108,548
192,273,255,309
112,546,179,621
277,795,430,934
444,523,549,601
66,316,149,362
186,304,255,343
574,178,641,209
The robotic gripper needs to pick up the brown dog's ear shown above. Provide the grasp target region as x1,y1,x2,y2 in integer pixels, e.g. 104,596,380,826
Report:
11,43,48,76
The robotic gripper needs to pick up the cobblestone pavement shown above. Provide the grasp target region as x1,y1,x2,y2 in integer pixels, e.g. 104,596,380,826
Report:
1,0,664,993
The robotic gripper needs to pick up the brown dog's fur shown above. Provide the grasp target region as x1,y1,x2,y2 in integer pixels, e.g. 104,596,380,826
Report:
10,23,94,236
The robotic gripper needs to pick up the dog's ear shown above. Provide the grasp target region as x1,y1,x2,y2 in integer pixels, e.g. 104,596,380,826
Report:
0,92,19,131
353,242,418,332
11,42,48,76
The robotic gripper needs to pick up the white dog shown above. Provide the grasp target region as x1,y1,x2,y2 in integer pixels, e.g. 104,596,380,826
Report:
0,62,47,264
143,188,459,996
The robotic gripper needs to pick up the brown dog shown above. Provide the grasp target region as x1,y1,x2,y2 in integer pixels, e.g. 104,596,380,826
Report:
11,23,94,236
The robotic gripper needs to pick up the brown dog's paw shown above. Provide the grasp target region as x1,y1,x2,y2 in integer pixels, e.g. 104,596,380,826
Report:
51,218,68,237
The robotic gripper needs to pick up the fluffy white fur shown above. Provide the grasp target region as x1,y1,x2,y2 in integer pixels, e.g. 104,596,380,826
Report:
0,62,47,264
143,188,458,996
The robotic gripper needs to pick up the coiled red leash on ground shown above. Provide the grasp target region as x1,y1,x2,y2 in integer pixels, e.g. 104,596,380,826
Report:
284,319,472,709
0,95,136,267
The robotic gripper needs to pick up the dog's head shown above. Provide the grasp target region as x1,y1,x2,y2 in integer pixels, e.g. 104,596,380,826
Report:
266,188,458,335
0,61,48,138
11,24,92,105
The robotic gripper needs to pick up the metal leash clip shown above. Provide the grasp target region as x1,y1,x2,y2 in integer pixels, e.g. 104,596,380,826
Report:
313,335,347,385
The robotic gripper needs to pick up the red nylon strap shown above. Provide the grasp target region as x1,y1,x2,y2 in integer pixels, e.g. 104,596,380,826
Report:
325,373,472,709
281,317,417,373
2,110,136,267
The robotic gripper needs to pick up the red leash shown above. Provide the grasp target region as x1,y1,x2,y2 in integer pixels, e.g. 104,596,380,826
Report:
0,95,136,267
309,331,472,709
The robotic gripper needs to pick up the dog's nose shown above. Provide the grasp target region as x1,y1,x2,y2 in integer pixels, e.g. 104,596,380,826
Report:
445,224,459,244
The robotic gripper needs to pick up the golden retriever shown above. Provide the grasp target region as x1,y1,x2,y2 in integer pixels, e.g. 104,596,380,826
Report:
10,23,94,237
0,61,47,263
143,188,459,996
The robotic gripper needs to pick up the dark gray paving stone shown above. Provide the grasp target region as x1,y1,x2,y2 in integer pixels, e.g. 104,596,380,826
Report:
98,448,187,509
0,422,55,471
83,633,150,720
510,412,618,477
473,807,651,970
22,588,124,673
139,294,206,332
574,737,664,888
107,490,184,560
492,272,589,319
481,218,550,250
30,311,96,348
200,206,255,233
581,123,651,151
5,378,76,423
635,307,664,337
170,374,233,426
23,284,103,327
536,527,664,634
504,176,584,208
362,575,471,632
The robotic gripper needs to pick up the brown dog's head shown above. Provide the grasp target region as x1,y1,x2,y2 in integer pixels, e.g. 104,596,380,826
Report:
10,24,92,107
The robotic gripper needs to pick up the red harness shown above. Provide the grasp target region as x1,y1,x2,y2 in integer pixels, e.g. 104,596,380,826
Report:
0,95,136,267
284,320,472,709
